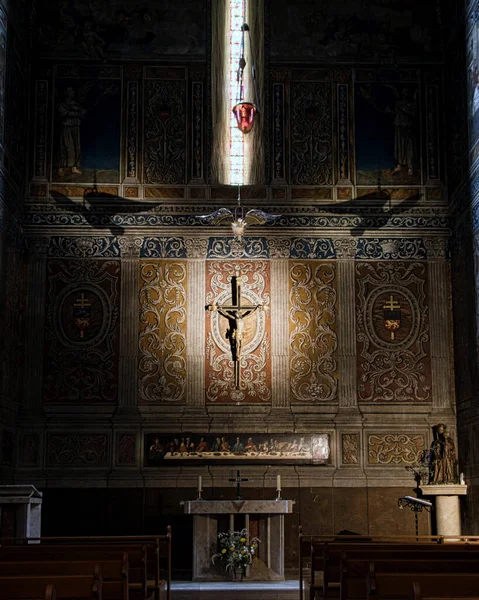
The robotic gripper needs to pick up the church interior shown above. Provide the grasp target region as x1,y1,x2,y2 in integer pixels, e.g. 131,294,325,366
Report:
2,0,479,597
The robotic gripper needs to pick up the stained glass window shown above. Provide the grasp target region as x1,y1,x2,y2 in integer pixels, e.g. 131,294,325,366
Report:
229,0,246,185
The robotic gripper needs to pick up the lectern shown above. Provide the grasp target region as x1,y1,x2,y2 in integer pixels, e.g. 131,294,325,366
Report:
0,485,43,539
182,499,294,581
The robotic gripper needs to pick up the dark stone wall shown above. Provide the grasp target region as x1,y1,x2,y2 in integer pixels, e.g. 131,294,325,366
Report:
40,486,431,575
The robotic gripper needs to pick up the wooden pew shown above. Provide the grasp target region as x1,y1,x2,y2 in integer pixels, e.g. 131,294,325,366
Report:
342,559,479,600
368,572,479,600
0,572,102,600
411,580,479,600
0,547,139,600
303,537,479,600
0,529,171,600
0,583,56,600
0,557,128,600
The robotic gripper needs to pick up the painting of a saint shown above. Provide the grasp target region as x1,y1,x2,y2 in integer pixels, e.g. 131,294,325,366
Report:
53,77,121,183
58,87,85,177
355,82,420,185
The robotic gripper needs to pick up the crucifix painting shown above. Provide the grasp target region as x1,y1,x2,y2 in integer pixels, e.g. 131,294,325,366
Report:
205,262,272,403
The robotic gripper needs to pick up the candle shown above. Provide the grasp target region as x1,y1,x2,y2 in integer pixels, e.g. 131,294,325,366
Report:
276,475,281,491
198,475,203,492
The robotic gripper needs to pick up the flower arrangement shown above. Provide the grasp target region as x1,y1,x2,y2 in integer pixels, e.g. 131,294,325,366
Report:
211,528,260,576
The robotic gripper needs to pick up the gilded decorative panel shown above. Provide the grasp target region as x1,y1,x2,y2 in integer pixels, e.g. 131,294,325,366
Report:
356,262,431,403
368,433,425,465
342,433,359,465
43,260,120,403
138,261,187,403
205,261,271,404
47,434,107,466
289,262,338,403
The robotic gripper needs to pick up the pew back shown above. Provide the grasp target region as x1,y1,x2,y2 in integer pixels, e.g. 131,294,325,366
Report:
0,574,102,600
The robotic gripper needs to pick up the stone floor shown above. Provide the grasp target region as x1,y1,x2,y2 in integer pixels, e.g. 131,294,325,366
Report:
171,580,300,600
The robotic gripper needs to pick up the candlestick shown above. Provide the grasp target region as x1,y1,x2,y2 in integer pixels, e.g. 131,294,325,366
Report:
276,474,281,491
197,475,203,500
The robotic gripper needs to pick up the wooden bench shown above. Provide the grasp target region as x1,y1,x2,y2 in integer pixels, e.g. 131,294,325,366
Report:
0,530,171,600
0,572,102,600
0,548,134,599
300,536,479,600
0,557,128,600
343,560,479,600
411,580,479,600
368,572,479,600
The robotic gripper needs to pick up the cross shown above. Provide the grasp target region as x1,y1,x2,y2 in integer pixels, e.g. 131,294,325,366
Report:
74,293,91,308
229,470,248,499
206,271,267,389
383,295,400,311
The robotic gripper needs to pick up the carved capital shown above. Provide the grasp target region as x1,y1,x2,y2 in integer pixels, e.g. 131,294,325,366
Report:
184,237,208,259
27,236,50,258
118,236,142,259
333,238,356,259
425,237,449,259
267,237,291,259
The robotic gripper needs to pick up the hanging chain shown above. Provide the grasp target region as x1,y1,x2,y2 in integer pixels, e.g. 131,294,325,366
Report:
235,0,247,103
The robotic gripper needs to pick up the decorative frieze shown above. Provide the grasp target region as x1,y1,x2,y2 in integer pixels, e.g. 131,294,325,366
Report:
49,236,121,259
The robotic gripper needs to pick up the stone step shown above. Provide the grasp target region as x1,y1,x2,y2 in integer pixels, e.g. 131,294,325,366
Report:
171,580,300,600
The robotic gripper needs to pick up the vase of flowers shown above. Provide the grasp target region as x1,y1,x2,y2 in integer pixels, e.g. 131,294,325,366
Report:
211,528,259,580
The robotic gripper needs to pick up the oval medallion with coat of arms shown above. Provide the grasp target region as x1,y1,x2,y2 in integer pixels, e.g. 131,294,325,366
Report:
53,283,112,348
364,286,420,350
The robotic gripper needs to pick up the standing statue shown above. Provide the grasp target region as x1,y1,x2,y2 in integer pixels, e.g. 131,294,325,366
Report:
429,423,457,484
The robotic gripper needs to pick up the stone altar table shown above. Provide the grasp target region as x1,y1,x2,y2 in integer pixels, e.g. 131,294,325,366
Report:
182,499,294,581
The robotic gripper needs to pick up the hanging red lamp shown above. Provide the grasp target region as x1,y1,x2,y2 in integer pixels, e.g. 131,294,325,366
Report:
232,23,259,134
232,101,257,134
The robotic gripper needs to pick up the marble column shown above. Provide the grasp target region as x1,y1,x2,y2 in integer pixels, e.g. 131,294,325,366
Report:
420,484,467,537
425,239,452,411
185,238,208,410
268,239,291,410
117,237,142,411
23,237,50,410
334,239,358,410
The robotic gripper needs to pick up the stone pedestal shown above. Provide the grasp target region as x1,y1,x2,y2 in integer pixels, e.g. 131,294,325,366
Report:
182,499,294,581
420,484,467,537
0,485,43,539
